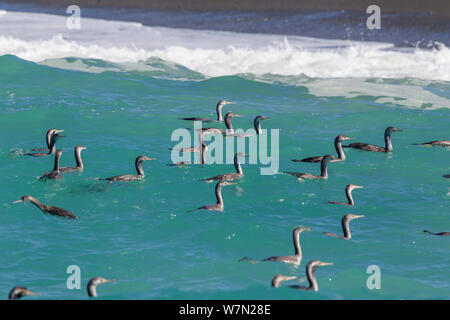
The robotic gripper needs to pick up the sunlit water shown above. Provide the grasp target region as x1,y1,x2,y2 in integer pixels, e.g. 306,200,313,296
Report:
0,9,449,300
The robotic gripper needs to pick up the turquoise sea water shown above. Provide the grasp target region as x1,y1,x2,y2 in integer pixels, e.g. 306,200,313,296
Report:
0,54,449,300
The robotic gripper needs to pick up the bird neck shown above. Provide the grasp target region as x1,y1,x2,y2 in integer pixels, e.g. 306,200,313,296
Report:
49,140,57,154
385,132,393,151
234,155,243,174
335,138,345,160
29,197,48,212
215,184,224,205
306,265,319,291
75,149,84,169
216,103,223,122
320,159,329,178
53,153,61,171
135,159,145,176
225,116,234,133
46,132,53,149
293,231,302,257
254,119,262,135
342,217,351,239
200,145,206,165
346,187,354,206
87,284,97,297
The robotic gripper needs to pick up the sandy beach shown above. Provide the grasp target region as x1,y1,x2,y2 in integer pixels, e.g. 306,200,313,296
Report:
3,0,450,16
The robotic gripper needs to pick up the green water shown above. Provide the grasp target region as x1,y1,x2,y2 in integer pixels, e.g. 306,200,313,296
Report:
0,55,449,299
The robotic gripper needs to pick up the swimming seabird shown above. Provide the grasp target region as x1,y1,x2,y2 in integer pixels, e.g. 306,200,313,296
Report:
285,155,333,182
188,181,235,212
87,277,116,298
100,155,156,181
8,286,40,300
180,100,235,122
167,161,192,167
13,195,78,219
272,260,333,291
31,128,64,151
328,184,364,206
170,142,208,153
240,226,311,265
25,133,65,157
413,140,450,147
424,230,450,236
323,214,365,240
39,149,63,180
292,135,355,163
59,145,86,173
342,126,402,152
198,152,248,182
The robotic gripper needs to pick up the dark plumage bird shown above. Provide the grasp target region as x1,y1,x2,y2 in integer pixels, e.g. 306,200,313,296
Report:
39,149,63,180
285,155,333,181
166,161,192,167
31,128,64,151
240,226,311,265
25,133,65,157
8,286,40,300
412,140,450,147
87,277,116,298
292,134,354,163
271,260,333,291
100,155,156,181
254,115,270,135
199,152,248,182
179,100,235,122
188,181,235,212
328,184,364,206
170,142,207,153
13,195,78,219
444,174,450,178
424,230,450,236
59,145,86,173
342,126,402,152
323,214,365,240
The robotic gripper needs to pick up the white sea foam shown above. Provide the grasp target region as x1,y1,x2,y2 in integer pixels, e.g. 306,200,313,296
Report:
0,10,449,81
0,10,449,109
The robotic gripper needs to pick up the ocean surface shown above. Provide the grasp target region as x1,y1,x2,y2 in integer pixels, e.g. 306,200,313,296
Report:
0,9,449,300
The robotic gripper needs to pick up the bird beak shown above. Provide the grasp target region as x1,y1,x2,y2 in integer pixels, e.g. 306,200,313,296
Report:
354,215,365,219
320,262,334,267
227,101,235,105
262,116,271,120
13,199,23,203
242,154,249,157
55,130,64,133
285,276,297,281
25,290,40,296
345,137,356,140
103,279,116,283
356,185,364,189
394,129,403,132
